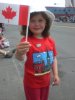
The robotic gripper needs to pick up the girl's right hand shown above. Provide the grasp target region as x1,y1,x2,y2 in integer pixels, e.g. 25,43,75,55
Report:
16,41,31,56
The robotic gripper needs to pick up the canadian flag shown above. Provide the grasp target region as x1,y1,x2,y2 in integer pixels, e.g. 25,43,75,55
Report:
0,3,29,25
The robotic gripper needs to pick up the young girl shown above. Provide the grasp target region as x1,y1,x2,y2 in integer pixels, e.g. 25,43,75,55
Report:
15,7,60,100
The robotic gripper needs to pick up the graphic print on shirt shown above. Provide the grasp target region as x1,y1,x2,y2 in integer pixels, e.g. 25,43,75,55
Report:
33,51,54,76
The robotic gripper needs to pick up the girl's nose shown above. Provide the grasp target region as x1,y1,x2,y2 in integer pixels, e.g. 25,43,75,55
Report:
35,22,39,26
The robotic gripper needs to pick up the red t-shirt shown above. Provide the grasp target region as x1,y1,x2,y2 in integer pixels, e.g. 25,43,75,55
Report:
21,36,57,88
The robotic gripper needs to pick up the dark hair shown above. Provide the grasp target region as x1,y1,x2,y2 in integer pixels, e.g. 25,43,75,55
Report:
21,12,51,37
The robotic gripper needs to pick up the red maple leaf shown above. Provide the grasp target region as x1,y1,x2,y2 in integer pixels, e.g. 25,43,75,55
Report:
2,6,16,22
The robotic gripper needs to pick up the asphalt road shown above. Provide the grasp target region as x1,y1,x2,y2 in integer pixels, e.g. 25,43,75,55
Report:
0,22,75,100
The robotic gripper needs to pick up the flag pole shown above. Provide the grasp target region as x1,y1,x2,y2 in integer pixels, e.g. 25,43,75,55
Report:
25,6,30,42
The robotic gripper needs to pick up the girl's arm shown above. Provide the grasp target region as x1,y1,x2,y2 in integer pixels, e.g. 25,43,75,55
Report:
52,57,60,85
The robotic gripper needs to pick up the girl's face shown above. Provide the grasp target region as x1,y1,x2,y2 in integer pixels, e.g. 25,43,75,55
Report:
29,14,46,37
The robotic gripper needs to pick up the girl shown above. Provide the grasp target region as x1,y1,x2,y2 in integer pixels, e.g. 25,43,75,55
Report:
15,7,60,100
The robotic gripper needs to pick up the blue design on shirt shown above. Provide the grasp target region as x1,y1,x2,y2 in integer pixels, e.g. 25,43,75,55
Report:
32,51,54,76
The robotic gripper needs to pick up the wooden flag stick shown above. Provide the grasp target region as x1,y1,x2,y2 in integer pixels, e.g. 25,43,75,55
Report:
25,6,30,42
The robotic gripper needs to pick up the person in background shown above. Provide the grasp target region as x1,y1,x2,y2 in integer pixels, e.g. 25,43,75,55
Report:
0,24,10,49
15,7,60,100
0,23,5,32
0,32,6,49
0,48,16,58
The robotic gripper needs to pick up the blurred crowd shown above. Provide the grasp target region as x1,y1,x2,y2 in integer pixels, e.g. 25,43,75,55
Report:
0,23,15,58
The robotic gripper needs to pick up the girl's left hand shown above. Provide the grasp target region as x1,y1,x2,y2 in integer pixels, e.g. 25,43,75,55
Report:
52,75,60,86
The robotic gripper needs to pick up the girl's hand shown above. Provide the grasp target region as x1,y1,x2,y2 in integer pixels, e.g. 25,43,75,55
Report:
16,41,31,55
52,75,60,86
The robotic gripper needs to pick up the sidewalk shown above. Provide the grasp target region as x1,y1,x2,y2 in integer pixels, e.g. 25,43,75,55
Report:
0,25,25,100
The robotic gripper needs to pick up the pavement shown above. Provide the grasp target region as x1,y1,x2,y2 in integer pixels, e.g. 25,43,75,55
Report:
0,25,25,100
0,22,75,100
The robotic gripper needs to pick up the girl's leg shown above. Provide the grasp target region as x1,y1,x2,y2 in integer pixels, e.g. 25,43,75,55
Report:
24,86,41,100
40,86,50,100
